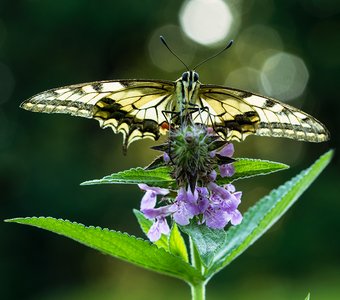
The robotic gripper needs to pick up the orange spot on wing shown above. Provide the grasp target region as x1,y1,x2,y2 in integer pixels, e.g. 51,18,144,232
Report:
160,121,170,134
161,122,169,130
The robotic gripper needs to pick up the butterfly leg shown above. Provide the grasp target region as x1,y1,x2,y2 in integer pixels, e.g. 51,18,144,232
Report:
161,109,180,164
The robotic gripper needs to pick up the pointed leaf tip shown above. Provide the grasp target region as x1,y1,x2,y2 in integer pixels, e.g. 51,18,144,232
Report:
207,150,333,276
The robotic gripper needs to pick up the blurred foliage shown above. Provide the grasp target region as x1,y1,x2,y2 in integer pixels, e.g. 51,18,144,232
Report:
0,0,339,299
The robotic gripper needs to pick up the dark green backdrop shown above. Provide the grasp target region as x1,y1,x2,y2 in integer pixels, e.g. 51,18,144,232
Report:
1,0,339,299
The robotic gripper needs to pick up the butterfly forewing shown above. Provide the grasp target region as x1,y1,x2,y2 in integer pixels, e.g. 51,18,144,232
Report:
197,85,330,143
21,79,176,149
21,74,329,151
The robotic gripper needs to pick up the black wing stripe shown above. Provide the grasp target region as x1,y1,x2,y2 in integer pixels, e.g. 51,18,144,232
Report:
21,80,176,148
199,85,330,142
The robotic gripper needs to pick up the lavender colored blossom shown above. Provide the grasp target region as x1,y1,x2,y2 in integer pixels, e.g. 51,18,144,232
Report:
172,187,199,225
219,164,235,178
139,180,242,241
147,216,170,242
138,184,169,210
138,184,173,241
219,143,234,157
204,206,230,229
218,143,235,178
138,124,243,242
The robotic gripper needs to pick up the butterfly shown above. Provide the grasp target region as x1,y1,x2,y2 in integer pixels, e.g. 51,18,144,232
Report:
20,40,330,153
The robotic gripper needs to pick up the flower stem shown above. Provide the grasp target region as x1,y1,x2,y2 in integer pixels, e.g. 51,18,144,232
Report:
190,281,206,300
189,237,206,300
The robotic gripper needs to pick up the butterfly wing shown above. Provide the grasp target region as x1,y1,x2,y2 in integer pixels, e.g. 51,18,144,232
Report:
21,79,176,151
195,85,330,142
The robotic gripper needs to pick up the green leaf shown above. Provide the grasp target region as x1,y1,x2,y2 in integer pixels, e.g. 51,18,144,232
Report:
180,223,226,267
207,150,333,277
305,293,310,300
216,158,289,185
169,223,189,262
81,158,288,188
133,209,169,250
81,167,173,188
5,217,203,283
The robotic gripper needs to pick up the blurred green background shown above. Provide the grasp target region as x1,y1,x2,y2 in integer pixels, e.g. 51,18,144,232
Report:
1,0,339,299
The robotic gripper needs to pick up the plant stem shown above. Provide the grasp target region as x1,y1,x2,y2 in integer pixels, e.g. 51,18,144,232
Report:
190,281,206,300
189,237,206,300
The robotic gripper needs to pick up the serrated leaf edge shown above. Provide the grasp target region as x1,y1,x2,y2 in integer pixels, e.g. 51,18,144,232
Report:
209,150,333,275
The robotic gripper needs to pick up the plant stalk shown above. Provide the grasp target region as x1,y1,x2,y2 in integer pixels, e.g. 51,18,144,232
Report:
189,237,206,300
190,281,206,300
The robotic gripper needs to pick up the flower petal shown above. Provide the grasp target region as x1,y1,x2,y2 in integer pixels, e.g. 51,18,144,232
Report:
142,205,176,219
230,210,243,225
163,152,170,163
209,170,217,181
219,164,235,177
147,220,162,242
140,190,156,210
173,201,193,226
219,143,234,157
204,207,230,229
138,184,169,195
158,217,170,235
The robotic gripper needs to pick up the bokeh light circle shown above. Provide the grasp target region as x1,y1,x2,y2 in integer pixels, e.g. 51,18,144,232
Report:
179,0,233,45
260,52,309,101
225,67,262,92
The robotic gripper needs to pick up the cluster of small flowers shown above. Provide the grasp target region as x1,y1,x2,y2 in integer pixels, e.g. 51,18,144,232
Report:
139,143,243,242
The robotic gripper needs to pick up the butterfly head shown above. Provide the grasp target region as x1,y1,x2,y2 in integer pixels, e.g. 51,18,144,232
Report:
181,70,199,83
178,70,200,102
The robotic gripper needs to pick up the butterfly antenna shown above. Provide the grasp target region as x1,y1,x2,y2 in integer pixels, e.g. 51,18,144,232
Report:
160,36,189,71
193,40,234,70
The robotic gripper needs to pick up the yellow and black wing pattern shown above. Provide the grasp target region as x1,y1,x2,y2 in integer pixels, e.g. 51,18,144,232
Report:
194,85,330,143
20,80,176,150
21,78,329,150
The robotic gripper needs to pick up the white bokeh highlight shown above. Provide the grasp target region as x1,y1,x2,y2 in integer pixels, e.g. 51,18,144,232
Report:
179,0,233,45
260,52,309,101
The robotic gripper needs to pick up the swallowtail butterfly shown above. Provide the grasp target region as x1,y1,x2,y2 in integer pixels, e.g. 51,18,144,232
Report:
21,39,329,152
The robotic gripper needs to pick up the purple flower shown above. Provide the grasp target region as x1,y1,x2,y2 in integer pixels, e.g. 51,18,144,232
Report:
208,170,217,181
230,209,243,225
142,205,176,219
218,143,235,178
163,152,170,163
207,182,232,200
219,143,234,157
147,216,170,242
203,182,243,229
139,181,242,241
138,184,169,210
172,187,199,225
219,164,235,178
138,129,243,242
196,187,210,213
203,206,230,229
138,185,173,241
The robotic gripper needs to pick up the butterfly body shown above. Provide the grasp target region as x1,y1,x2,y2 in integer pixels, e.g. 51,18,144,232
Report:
174,70,201,122
21,70,330,152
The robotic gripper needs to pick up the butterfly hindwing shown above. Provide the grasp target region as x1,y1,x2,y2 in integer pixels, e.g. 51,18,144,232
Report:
20,79,176,150
197,85,330,143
